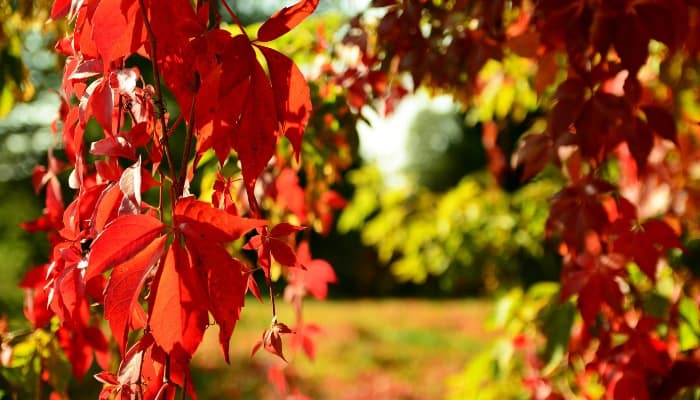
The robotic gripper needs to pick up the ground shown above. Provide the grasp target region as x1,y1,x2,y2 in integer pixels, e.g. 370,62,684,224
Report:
190,298,493,399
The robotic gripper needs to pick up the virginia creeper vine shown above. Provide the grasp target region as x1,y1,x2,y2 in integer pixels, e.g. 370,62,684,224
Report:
16,0,336,398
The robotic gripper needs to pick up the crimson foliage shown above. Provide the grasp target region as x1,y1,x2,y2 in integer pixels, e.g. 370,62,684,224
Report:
337,0,700,399
18,0,340,398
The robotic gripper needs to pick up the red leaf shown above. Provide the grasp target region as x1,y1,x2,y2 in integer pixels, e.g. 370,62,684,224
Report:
270,240,298,267
73,3,100,59
289,241,337,300
104,235,167,355
610,218,682,280
114,334,169,399
174,197,266,243
19,264,54,328
212,173,239,215
50,0,72,20
267,223,304,266
252,319,293,361
21,176,64,233
90,136,136,159
95,159,123,182
259,46,312,160
274,168,307,222
562,253,626,324
118,335,154,385
644,1,689,50
642,105,678,144
91,120,148,160
256,0,320,42
246,269,263,302
86,78,115,134
233,63,279,204
243,234,263,251
166,30,239,127
144,0,204,59
270,222,305,238
91,0,147,65
57,327,94,379
149,242,208,356
86,214,166,281
610,370,649,400
52,257,89,327
267,364,288,395
290,322,321,360
614,13,649,74
118,160,143,215
547,180,615,250
32,165,49,194
626,118,654,171
511,133,554,181
90,183,123,234
185,239,246,362
94,371,119,385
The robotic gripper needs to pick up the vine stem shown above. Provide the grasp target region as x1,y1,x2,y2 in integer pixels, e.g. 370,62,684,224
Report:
181,375,188,400
164,354,172,384
219,0,247,35
137,0,177,199
269,279,277,317
116,95,123,133
116,59,125,134
176,95,197,197
158,171,165,219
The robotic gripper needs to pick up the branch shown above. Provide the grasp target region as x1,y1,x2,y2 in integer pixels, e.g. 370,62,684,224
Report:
176,95,197,198
137,0,177,197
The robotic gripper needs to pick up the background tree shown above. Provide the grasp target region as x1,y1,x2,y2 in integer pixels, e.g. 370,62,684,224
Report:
332,0,700,398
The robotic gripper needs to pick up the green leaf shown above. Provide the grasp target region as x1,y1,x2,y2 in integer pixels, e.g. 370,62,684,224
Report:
643,292,670,319
679,297,700,351
9,340,35,368
541,300,575,374
489,288,523,329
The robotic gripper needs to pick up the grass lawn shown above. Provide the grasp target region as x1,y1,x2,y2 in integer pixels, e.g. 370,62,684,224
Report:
190,298,493,399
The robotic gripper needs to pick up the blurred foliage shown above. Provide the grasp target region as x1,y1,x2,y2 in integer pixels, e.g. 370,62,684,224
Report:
448,263,700,399
189,299,492,400
339,164,560,293
405,107,486,191
0,319,73,399
229,0,365,25
0,0,63,182
0,1,60,320
445,282,580,399
436,31,700,399
0,0,62,115
467,57,541,124
0,181,47,323
333,32,563,293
